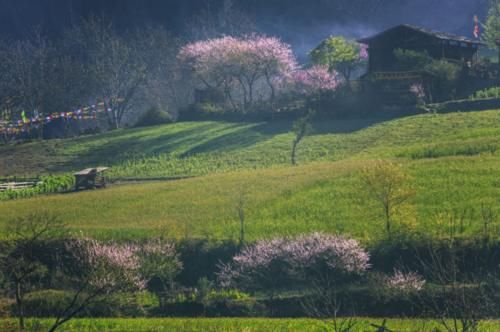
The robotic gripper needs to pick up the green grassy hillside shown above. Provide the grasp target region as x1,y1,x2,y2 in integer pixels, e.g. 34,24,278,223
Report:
0,110,498,241
2,318,499,332
1,111,499,179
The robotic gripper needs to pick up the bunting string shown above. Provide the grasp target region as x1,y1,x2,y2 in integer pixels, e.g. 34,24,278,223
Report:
0,99,124,136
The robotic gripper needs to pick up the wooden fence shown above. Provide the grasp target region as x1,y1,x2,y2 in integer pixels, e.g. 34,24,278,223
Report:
0,181,40,191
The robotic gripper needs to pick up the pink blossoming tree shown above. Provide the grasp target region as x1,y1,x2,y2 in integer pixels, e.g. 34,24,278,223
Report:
218,238,290,298
218,233,369,294
179,35,297,110
47,238,180,332
287,65,341,96
386,269,426,293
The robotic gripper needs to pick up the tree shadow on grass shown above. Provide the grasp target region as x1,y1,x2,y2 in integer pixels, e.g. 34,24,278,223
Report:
48,122,269,171
182,116,395,155
45,115,401,172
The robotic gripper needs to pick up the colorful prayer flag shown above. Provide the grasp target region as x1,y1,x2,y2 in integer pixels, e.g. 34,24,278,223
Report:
21,111,28,123
473,15,480,39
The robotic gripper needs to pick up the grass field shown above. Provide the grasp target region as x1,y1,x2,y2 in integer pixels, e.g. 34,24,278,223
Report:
1,111,499,179
1,318,500,332
0,111,499,240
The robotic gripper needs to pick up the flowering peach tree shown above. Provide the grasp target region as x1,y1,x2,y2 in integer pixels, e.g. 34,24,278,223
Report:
386,269,426,294
179,35,297,110
218,233,370,295
287,65,341,96
48,238,180,332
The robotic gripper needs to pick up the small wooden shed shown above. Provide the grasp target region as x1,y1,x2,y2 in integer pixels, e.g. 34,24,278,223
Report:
74,167,109,191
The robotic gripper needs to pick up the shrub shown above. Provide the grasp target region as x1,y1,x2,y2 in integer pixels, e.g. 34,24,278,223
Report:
21,290,149,318
177,239,239,287
163,289,256,317
469,86,500,100
0,174,74,201
205,289,256,317
135,107,173,128
21,290,74,317
199,103,226,115
424,60,461,101
0,298,13,318
394,49,432,70
137,239,183,309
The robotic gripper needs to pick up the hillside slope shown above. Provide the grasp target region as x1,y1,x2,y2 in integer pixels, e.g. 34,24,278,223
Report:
0,110,499,241
1,111,499,178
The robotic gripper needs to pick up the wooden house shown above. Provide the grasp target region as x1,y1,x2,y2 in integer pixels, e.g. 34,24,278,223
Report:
358,24,484,74
357,25,485,104
74,167,109,191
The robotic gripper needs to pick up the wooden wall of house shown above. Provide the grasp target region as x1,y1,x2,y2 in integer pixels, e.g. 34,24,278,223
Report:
366,26,479,73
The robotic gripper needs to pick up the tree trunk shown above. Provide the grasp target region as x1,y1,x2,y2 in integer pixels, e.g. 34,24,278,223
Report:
291,140,298,166
15,281,24,330
248,80,254,107
385,204,391,237
265,74,276,102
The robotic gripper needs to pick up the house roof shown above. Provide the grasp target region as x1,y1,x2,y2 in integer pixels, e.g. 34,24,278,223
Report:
358,24,485,46
74,167,109,176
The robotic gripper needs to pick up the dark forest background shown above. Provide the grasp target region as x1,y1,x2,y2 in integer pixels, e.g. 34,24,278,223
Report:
0,0,488,56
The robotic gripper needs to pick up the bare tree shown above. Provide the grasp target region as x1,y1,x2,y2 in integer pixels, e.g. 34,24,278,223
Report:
417,243,497,332
236,189,247,247
0,212,65,331
131,25,187,121
0,31,81,129
291,110,314,165
360,161,415,237
47,239,147,332
301,278,359,332
63,17,152,129
187,0,255,40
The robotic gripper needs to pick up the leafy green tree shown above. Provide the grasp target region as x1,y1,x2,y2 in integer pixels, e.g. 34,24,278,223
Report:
424,60,461,101
310,36,365,81
483,1,500,50
393,49,432,70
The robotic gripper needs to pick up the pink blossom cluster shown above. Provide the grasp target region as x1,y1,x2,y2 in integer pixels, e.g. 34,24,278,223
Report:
410,83,426,100
83,239,141,270
141,239,178,257
218,233,369,289
287,66,341,95
359,44,369,60
69,238,146,290
386,269,426,293
179,35,297,78
179,35,297,104
218,238,288,288
179,36,241,82
285,232,370,274
67,238,179,291
247,35,298,74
